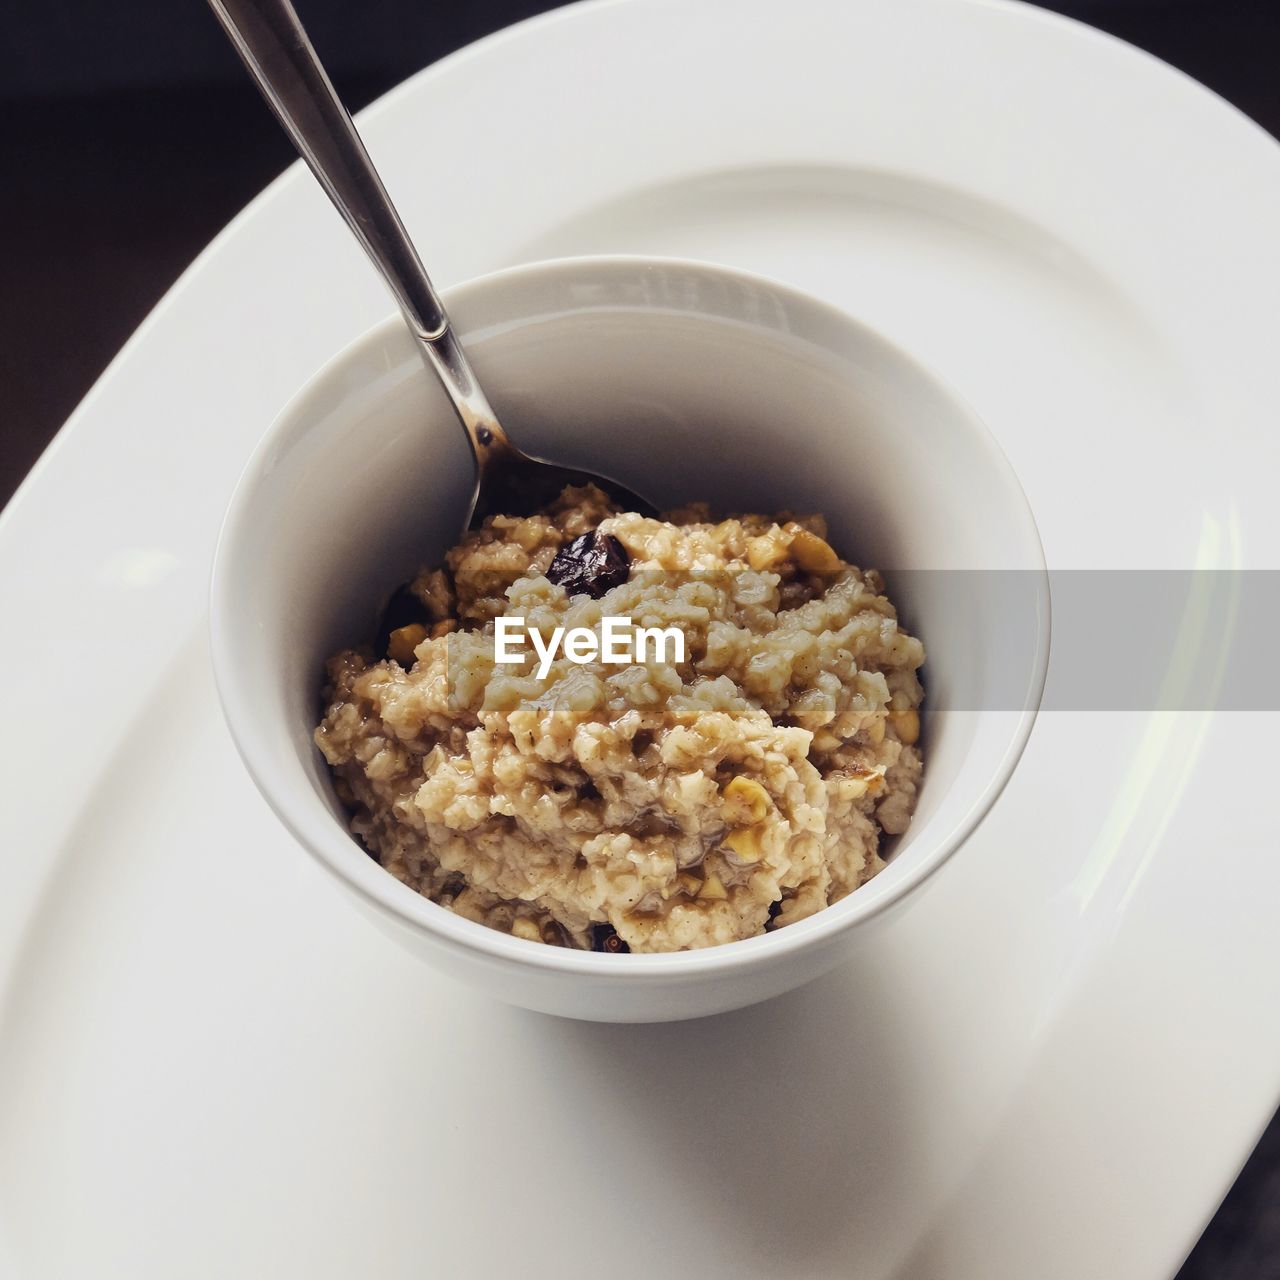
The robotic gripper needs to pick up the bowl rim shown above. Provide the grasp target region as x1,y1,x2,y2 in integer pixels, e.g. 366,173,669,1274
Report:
210,252,1050,980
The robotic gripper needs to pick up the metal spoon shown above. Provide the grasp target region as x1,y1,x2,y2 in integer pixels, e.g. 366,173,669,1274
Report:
208,0,652,527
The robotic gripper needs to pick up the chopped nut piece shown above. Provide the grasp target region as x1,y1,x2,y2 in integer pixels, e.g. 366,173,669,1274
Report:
833,765,887,801
722,775,771,825
890,706,921,745
865,716,886,746
387,623,429,666
723,826,763,862
836,773,870,801
789,528,841,572
511,917,543,943
812,730,842,753
699,872,729,900
746,533,788,571
678,872,702,897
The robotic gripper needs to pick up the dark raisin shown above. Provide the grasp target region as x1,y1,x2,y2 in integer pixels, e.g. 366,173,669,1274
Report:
590,923,630,953
374,584,430,656
546,531,631,600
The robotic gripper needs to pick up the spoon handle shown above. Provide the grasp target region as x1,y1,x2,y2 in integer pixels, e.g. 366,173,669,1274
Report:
208,0,510,456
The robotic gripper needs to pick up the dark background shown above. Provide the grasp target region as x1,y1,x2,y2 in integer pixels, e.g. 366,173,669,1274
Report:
2,1,1278,1274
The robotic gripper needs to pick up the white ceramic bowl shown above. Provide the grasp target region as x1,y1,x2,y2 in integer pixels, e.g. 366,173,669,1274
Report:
211,256,1048,1023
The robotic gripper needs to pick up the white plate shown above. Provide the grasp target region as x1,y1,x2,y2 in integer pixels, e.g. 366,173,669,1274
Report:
1,0,1278,1275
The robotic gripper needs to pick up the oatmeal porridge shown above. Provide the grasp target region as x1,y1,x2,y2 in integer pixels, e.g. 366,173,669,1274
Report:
315,485,925,953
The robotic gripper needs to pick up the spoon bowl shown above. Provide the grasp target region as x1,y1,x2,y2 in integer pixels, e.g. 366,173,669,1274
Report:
209,0,651,531
465,444,654,527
